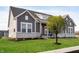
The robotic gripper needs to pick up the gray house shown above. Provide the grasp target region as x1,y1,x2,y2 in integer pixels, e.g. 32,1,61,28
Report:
8,6,76,39
0,30,8,37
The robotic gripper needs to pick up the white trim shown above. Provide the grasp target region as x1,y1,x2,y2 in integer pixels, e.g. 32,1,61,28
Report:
27,10,39,22
15,10,39,22
21,22,26,33
27,23,32,33
21,22,32,33
15,10,27,18
68,27,73,34
68,27,73,28
40,22,42,34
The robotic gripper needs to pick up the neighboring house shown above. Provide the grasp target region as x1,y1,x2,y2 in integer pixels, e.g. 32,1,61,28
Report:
0,30,8,37
8,6,76,39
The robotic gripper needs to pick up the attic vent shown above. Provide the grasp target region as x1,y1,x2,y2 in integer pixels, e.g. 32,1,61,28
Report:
25,15,28,20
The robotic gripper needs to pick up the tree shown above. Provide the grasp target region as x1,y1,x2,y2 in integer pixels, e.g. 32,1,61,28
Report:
47,16,65,44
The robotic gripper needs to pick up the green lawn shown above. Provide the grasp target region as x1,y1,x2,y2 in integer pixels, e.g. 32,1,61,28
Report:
0,37,79,53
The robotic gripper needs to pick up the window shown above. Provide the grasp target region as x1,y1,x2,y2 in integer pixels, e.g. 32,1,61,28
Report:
14,29,15,32
68,27,73,34
21,22,32,33
71,28,73,33
22,23,26,32
70,22,72,25
25,16,28,20
27,24,32,33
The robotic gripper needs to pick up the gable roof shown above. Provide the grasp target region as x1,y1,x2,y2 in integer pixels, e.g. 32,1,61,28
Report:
10,6,26,17
9,6,52,23
10,6,51,17
62,15,76,26
8,6,76,26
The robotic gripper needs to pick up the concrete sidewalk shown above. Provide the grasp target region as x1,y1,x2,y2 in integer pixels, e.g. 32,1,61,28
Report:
40,46,79,53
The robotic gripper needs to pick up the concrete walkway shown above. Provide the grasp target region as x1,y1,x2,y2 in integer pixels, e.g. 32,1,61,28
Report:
40,46,79,53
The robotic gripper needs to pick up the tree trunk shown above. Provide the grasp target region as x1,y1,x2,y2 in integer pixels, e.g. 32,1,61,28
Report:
55,33,58,44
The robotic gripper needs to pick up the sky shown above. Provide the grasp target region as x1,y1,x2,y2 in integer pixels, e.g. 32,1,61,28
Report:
0,6,79,32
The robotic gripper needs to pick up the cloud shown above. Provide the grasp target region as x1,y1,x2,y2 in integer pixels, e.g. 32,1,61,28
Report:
34,9,79,31
0,7,9,30
0,6,79,32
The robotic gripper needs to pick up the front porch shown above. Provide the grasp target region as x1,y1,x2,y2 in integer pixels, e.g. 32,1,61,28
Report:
15,22,75,39
40,23,75,38
40,23,53,38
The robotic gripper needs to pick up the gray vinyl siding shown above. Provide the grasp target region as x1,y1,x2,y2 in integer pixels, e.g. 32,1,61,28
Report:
65,17,75,33
73,26,75,33
10,6,26,17
0,31,4,36
36,22,40,32
65,16,74,26
17,11,35,32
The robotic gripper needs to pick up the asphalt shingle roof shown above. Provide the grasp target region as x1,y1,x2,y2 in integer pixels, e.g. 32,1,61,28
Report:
10,6,26,17
9,6,76,25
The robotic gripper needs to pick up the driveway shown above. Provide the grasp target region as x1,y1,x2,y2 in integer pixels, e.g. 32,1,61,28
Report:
40,46,79,53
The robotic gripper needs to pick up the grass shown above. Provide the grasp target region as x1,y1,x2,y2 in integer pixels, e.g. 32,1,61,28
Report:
0,37,79,53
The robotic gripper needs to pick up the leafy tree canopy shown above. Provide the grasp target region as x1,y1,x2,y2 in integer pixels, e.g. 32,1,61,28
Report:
47,16,65,34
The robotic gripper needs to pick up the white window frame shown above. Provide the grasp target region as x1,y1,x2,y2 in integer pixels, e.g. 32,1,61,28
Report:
25,15,28,20
27,23,32,33
68,27,73,34
21,22,32,33
21,22,27,33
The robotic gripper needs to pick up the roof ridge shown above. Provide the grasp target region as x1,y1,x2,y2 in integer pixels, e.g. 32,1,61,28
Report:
10,6,51,16
28,10,51,16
